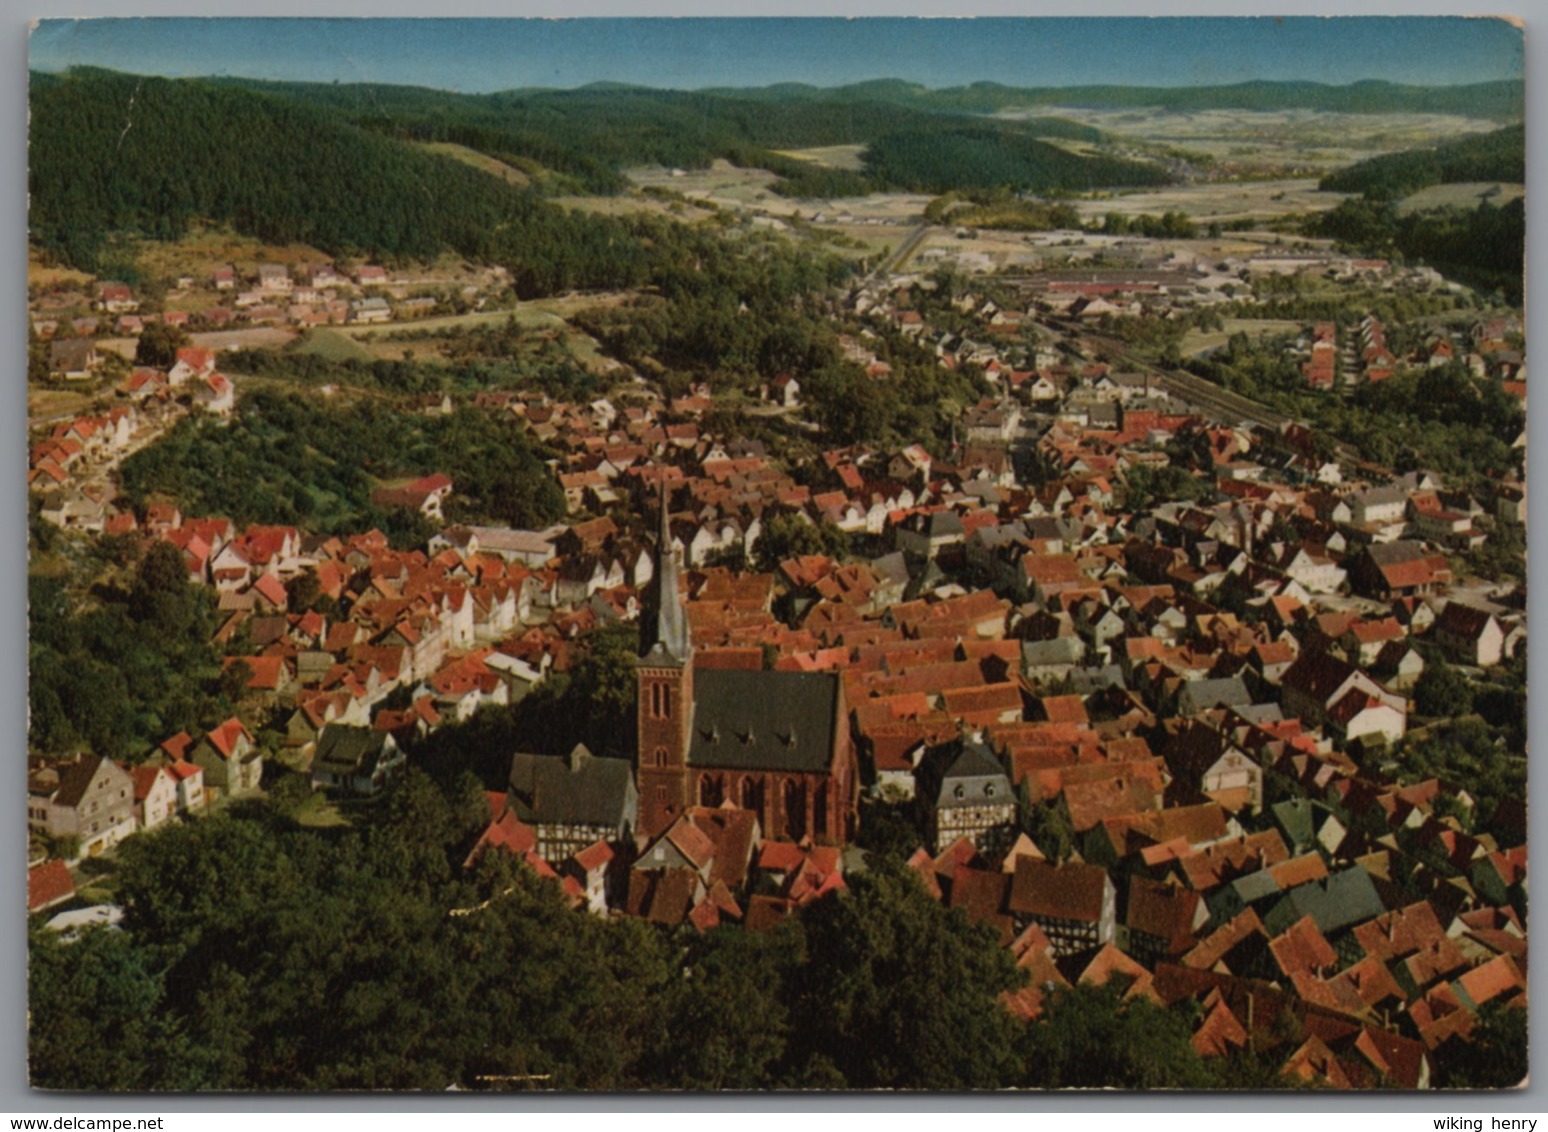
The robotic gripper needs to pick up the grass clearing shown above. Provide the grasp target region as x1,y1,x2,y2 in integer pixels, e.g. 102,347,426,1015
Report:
414,141,530,186
292,328,375,363
29,388,99,421
1181,317,1303,357
1398,181,1524,217
295,794,351,829
772,144,868,171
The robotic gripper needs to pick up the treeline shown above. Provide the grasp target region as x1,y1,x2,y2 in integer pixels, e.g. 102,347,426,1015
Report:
30,768,1299,1091
1313,194,1524,303
705,76,1524,119
220,75,1127,197
31,69,675,296
118,388,565,533
1319,124,1524,197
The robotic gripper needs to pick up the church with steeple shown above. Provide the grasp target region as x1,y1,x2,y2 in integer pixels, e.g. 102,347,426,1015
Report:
635,487,858,844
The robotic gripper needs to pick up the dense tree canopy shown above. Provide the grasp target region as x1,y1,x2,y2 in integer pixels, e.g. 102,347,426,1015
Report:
29,541,231,760
119,388,564,533
1319,124,1524,198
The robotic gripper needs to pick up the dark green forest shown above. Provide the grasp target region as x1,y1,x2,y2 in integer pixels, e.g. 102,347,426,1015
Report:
118,388,565,533
1318,123,1524,197
30,66,1170,269
863,126,1169,195
30,70,664,294
1313,194,1524,303
28,767,1317,1091
29,541,234,762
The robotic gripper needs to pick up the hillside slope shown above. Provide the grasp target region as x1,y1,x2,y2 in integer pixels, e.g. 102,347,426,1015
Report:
1319,123,1525,197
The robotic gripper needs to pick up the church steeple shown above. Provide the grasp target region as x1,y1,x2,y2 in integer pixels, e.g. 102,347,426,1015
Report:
641,476,690,664
636,473,694,840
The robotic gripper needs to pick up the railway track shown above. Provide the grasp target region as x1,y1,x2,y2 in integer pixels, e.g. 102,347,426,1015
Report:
1050,319,1369,466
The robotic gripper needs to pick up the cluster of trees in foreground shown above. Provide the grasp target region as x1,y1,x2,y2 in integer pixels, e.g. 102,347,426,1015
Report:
31,767,1524,1091
14,770,1271,1091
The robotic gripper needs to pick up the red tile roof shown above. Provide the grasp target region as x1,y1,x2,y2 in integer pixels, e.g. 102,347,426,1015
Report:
28,859,75,913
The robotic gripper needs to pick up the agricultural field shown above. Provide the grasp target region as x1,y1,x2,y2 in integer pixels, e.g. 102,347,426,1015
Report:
627,159,794,212
771,144,868,171
1398,180,1525,216
188,327,298,352
340,304,625,376
554,193,718,222
1034,106,1509,172
1179,317,1304,358
1071,178,1347,224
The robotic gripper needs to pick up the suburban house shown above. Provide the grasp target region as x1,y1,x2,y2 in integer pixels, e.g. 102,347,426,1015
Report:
48,338,99,381
28,755,136,857
1432,602,1512,668
129,764,179,831
371,474,454,522
190,718,264,797
311,726,406,797
28,859,76,915
1279,651,1406,747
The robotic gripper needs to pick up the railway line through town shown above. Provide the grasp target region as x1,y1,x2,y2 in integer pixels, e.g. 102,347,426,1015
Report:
1047,317,1371,469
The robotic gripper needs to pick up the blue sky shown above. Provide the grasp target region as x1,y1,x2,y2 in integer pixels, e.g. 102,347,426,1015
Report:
29,17,1523,93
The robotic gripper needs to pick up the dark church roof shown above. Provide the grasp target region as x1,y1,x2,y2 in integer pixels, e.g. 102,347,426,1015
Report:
686,669,841,774
640,482,690,664
508,744,637,828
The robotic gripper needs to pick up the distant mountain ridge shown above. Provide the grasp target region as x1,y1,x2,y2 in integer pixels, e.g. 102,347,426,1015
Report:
684,77,1523,118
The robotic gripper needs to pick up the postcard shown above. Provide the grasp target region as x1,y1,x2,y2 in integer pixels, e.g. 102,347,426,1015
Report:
25,16,1526,1091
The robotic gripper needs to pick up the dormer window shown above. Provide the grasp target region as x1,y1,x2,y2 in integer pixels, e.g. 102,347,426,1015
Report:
954,784,966,800
984,783,996,797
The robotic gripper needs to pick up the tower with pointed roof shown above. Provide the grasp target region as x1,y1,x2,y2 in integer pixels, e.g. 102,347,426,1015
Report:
636,480,694,839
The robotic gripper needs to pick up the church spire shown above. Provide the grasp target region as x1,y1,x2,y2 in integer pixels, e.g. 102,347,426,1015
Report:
642,474,690,663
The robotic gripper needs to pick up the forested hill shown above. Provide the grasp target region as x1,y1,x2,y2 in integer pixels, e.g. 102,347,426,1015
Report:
702,77,1524,120
1318,123,1526,197
29,68,676,293
208,75,1138,197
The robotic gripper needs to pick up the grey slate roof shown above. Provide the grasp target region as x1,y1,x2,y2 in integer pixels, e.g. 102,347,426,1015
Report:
1064,665,1128,694
1262,867,1386,937
686,669,840,774
1176,676,1254,715
314,727,393,777
1365,540,1433,566
640,489,690,664
924,739,1013,809
1021,637,1088,667
508,744,638,828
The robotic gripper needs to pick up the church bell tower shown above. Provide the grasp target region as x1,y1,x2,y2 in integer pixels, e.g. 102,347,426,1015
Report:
636,479,693,840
